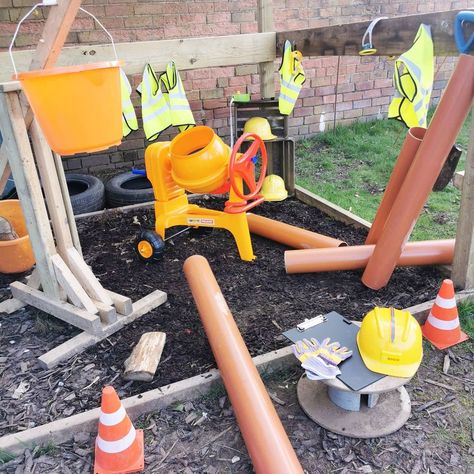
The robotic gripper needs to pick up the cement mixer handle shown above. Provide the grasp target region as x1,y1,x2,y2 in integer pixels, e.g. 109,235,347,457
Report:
228,133,267,201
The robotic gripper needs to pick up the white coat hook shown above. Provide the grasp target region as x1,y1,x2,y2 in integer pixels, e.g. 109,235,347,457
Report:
359,17,388,56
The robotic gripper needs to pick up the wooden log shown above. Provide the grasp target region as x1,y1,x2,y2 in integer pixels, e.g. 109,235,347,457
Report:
124,332,167,382
277,10,472,57
38,289,167,368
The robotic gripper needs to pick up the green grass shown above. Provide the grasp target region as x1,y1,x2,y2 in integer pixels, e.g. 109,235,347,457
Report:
458,298,474,339
296,112,472,240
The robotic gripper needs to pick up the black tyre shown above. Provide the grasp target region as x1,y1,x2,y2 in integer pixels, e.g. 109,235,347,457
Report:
135,229,165,262
105,171,154,208
66,173,105,215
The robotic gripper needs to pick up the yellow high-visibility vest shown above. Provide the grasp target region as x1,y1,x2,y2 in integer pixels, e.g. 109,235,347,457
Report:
279,40,306,116
160,61,195,132
120,69,138,137
138,64,172,141
388,24,434,128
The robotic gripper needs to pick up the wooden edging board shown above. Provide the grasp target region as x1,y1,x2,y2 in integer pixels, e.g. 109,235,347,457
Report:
1,289,473,456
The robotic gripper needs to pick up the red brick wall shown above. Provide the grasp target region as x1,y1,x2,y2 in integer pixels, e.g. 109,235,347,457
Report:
0,0,468,174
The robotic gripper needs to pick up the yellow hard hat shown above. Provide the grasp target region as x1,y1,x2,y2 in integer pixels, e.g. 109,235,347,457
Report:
243,117,277,141
261,174,288,201
357,307,423,378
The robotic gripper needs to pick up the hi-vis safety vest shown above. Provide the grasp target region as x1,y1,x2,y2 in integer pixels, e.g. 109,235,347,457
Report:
388,24,434,128
160,61,195,132
138,64,172,141
279,40,306,115
120,69,138,137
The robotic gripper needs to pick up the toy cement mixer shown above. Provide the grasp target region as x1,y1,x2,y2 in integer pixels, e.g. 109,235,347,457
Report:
135,126,267,262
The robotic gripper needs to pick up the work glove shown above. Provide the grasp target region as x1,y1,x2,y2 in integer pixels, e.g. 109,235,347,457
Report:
309,337,352,366
302,356,340,380
292,338,321,363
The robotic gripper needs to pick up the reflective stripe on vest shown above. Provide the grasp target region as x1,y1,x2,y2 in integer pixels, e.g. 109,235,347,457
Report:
160,61,195,132
120,69,138,137
388,24,434,128
279,40,306,116
138,64,172,141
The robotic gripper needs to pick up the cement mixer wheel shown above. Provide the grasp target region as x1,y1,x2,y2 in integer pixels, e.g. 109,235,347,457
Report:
135,230,165,262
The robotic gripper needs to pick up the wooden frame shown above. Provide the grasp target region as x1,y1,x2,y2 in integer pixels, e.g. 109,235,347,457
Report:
0,3,472,371
0,0,166,368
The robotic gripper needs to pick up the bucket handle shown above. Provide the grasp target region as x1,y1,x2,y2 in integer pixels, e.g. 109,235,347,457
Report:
9,3,118,76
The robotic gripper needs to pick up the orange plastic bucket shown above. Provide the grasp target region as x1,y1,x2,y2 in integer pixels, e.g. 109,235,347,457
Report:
0,200,35,274
15,61,122,156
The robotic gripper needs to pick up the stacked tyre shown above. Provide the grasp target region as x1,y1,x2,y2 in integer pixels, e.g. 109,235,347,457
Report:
105,171,154,208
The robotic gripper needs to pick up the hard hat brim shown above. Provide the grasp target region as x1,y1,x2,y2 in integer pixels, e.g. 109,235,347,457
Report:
245,133,278,141
356,332,422,378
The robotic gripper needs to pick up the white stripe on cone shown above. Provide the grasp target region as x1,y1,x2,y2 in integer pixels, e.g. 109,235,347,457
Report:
426,312,460,331
96,425,136,454
434,295,456,310
99,405,126,426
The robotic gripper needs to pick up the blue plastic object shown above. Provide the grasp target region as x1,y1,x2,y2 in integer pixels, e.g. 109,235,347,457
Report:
454,11,474,54
131,168,146,176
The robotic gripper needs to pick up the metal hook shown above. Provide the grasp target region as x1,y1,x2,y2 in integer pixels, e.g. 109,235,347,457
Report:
359,17,388,56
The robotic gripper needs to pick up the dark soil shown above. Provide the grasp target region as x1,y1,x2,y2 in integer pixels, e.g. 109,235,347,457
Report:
0,197,446,438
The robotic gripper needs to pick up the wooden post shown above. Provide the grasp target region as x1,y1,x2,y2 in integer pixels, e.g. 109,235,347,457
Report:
257,0,275,99
0,91,60,298
452,118,474,289
30,0,83,70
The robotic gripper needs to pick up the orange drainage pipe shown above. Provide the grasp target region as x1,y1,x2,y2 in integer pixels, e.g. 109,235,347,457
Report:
285,239,454,274
365,127,426,245
247,213,347,248
362,54,474,290
183,255,304,474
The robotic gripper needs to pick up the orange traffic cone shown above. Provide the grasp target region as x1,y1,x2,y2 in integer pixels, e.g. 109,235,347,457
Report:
94,386,144,474
422,279,469,350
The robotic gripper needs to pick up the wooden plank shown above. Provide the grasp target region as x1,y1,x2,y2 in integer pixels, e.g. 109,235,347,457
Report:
453,170,464,190
51,254,98,315
124,332,167,382
295,185,372,230
0,81,21,93
0,92,59,298
276,10,471,57
106,290,133,316
0,32,276,82
0,298,26,315
91,300,117,325
30,0,83,71
10,281,102,335
0,152,10,196
257,0,275,99
38,289,167,368
452,120,474,289
30,119,74,256
53,151,82,255
66,247,113,305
